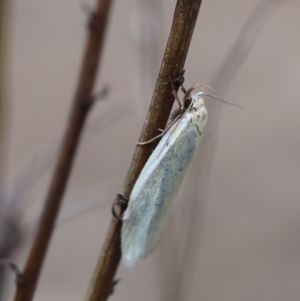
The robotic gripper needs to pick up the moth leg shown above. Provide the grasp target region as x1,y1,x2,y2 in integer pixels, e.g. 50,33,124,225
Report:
137,132,165,145
181,85,187,94
112,194,128,221
172,69,185,88
138,112,182,145
138,73,186,146
170,77,183,109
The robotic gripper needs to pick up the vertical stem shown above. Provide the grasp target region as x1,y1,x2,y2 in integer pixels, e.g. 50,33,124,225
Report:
84,1,203,301
13,1,113,301
0,0,9,298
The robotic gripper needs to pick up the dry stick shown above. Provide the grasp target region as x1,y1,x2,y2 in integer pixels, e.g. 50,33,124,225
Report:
13,1,113,301
84,1,203,301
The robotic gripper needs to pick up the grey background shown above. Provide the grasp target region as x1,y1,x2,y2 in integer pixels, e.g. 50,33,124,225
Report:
3,0,300,300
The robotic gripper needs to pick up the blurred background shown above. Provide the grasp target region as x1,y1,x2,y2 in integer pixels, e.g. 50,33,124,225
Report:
1,0,300,300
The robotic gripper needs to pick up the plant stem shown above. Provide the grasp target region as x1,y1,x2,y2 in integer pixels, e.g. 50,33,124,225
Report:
84,1,203,300
13,1,113,300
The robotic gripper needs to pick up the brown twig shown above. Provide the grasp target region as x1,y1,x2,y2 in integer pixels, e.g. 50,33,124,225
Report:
84,1,203,300
13,1,113,301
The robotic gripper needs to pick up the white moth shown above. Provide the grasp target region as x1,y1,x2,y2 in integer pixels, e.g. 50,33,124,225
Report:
121,87,207,267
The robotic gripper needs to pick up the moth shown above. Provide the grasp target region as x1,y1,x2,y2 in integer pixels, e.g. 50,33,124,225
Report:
116,80,240,267
120,83,207,267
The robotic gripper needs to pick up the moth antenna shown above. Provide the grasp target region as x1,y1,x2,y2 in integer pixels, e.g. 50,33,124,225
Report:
199,84,216,93
199,92,243,109
183,84,200,102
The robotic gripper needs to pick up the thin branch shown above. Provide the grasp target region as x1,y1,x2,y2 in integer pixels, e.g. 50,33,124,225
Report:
13,1,113,300
84,1,203,301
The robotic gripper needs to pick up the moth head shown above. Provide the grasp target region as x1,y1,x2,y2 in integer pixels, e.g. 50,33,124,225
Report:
183,97,192,109
189,93,205,108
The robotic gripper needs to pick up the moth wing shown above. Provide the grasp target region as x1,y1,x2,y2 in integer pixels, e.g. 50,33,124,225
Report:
121,118,202,267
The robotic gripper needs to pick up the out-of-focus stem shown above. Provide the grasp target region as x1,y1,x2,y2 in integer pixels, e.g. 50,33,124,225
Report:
13,1,113,301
